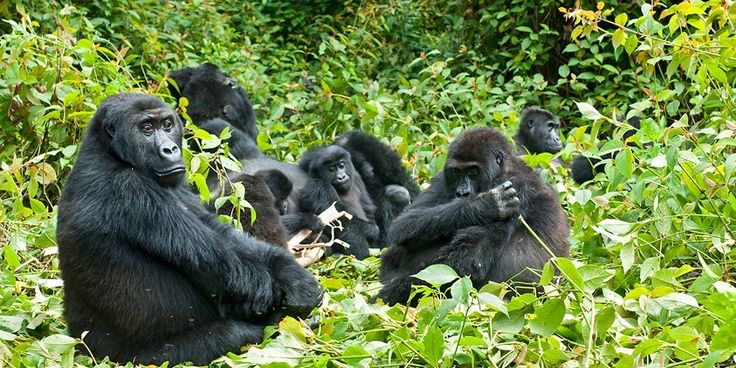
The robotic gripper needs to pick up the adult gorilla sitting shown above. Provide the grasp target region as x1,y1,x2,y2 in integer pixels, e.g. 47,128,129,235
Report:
56,94,323,365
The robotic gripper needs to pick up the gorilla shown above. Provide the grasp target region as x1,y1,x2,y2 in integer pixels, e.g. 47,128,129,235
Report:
170,63,257,143
514,107,564,167
570,116,641,184
297,145,380,259
334,130,419,246
56,94,323,366
168,64,320,234
378,127,570,305
210,171,292,247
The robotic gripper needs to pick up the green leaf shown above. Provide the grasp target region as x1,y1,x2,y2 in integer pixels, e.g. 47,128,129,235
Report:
624,34,638,54
620,242,634,273
412,264,459,287
477,292,508,316
529,298,565,337
342,345,371,366
614,13,628,26
422,325,444,366
595,306,615,339
450,277,472,305
539,261,554,286
558,64,570,78
556,258,585,293
575,101,604,120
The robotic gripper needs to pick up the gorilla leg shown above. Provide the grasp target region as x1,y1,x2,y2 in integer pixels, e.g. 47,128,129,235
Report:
121,320,265,366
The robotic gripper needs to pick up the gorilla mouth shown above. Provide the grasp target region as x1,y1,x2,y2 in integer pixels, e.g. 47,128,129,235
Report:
155,165,186,177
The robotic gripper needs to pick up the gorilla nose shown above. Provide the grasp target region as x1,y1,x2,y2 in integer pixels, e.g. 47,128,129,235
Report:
455,188,471,198
159,143,181,160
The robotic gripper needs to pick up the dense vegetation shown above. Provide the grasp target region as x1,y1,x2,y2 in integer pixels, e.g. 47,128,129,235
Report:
1,1,735,367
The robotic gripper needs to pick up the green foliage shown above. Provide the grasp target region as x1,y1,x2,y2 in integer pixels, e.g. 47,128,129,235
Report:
1,0,736,367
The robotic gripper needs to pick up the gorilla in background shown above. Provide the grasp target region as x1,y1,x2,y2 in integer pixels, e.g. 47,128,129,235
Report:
57,94,322,365
570,116,641,184
378,127,570,305
170,63,258,144
514,107,564,167
210,170,292,247
169,64,321,234
297,145,380,259
334,130,420,246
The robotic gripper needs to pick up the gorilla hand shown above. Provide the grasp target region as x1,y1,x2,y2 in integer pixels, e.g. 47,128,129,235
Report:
478,181,520,219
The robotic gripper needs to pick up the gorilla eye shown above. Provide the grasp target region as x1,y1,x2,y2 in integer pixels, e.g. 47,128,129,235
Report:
140,123,154,134
337,161,345,170
162,119,174,131
328,165,336,172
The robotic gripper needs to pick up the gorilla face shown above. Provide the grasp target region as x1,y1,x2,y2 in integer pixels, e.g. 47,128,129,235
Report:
444,128,507,199
444,152,503,199
104,96,185,187
521,109,563,154
308,146,354,194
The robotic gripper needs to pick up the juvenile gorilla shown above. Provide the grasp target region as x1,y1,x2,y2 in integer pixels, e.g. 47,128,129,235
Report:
57,94,322,365
334,130,420,246
298,145,380,259
570,116,641,184
378,128,570,305
211,170,292,247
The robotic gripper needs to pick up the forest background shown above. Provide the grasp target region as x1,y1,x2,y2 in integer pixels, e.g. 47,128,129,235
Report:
1,0,735,367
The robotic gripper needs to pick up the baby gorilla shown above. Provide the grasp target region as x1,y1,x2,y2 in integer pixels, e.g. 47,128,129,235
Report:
379,127,570,305
210,170,292,247
298,145,380,259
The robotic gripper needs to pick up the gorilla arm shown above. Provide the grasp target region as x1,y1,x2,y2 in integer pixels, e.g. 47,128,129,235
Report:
388,176,519,252
101,174,299,317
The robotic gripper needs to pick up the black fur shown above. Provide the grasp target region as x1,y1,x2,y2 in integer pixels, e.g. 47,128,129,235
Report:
57,94,322,365
378,127,570,305
334,130,419,246
570,116,641,184
170,63,257,144
297,145,380,259
211,172,289,248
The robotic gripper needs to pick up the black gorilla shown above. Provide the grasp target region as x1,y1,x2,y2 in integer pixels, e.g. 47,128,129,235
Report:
334,130,419,246
514,107,563,155
257,169,293,216
57,94,322,365
210,171,292,247
378,127,570,305
570,116,641,184
170,63,258,144
297,145,380,259
514,107,564,167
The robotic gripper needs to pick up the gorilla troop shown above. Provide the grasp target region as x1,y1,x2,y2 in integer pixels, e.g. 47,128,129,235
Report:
379,127,570,305
297,145,380,259
57,94,323,366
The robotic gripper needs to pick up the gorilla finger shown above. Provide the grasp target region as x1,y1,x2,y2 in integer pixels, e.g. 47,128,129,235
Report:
501,180,513,189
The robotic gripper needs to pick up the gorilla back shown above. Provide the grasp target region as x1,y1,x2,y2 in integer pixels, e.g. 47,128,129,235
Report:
57,94,322,365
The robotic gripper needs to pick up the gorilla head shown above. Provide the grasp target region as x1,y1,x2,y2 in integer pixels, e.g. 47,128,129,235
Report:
444,128,509,198
170,63,257,140
255,169,294,215
94,94,185,187
302,145,355,194
515,107,563,155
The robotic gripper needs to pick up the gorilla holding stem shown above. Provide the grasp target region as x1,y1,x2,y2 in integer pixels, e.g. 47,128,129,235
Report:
379,127,569,305
57,94,322,365
297,145,380,259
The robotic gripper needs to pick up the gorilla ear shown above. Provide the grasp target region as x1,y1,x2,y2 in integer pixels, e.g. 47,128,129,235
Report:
526,119,535,129
105,124,115,139
494,151,504,165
